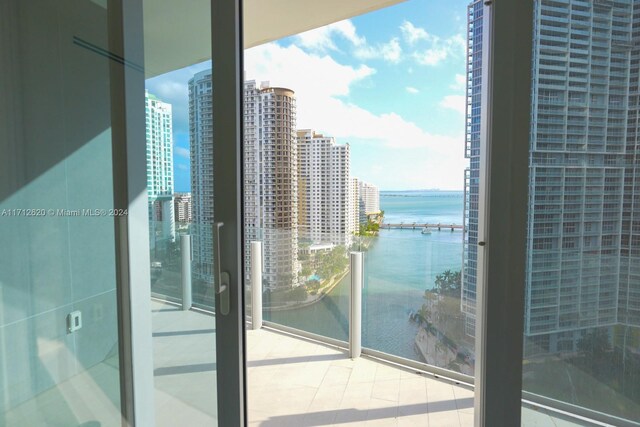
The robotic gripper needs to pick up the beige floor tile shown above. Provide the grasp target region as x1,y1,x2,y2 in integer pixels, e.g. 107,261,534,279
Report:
375,364,403,381
335,421,367,427
399,377,428,404
365,417,399,426
343,381,375,401
322,365,354,386
367,397,399,423
458,411,474,426
371,379,401,402
350,364,379,383
428,411,462,427
150,302,479,427
397,414,429,427
304,409,338,426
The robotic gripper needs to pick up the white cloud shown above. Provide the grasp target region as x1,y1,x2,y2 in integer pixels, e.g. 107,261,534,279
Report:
439,95,466,115
399,21,466,67
355,38,402,63
406,86,419,94
245,43,453,150
413,33,466,66
177,164,189,171
298,20,402,64
244,42,465,189
246,43,374,100
450,73,466,91
413,48,448,66
296,20,365,52
174,146,190,158
400,21,429,45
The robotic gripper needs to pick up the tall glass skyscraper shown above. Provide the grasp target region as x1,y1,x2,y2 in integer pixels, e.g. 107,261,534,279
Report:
145,90,175,247
462,0,484,338
463,0,640,353
189,69,215,283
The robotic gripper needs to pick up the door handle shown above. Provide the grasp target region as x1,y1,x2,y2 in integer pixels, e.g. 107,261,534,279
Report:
213,222,230,315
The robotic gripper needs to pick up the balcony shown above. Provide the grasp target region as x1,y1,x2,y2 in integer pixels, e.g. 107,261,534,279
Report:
150,300,585,427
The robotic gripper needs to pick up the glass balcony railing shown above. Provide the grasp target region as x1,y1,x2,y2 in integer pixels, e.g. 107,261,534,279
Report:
361,234,472,376
240,224,472,380
149,219,183,302
149,220,216,310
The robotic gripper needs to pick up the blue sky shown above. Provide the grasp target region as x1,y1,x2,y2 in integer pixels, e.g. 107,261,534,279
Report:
146,0,470,192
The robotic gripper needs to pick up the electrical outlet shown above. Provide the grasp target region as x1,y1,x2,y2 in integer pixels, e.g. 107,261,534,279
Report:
67,311,82,333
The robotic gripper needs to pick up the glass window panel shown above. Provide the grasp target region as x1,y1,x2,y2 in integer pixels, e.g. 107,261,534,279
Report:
505,0,640,423
1,1,122,425
243,0,476,424
143,1,219,422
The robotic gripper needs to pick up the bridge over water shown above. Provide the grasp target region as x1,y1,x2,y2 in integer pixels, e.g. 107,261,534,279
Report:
382,223,464,231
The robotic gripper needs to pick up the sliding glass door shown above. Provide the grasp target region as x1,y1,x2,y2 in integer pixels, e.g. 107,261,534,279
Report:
142,0,247,425
1,0,247,425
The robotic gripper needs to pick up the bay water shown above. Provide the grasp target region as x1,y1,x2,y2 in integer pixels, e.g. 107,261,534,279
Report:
265,190,464,362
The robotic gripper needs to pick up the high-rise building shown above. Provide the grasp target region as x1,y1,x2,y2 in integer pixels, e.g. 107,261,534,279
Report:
190,74,370,290
244,80,299,289
297,129,357,247
174,192,192,223
461,0,483,338
463,0,640,353
189,69,214,283
350,177,361,234
145,90,175,247
357,179,380,224
621,0,640,334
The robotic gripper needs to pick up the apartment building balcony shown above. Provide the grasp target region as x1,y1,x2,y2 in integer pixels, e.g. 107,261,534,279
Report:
149,299,586,427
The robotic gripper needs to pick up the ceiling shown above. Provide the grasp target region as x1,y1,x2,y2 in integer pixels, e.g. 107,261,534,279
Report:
143,0,405,78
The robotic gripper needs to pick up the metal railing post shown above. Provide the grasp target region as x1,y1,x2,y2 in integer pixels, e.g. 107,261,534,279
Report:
251,241,263,330
350,251,363,358
181,234,192,310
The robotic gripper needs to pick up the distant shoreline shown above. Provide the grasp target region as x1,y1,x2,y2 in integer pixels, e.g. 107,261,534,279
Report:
381,191,463,198
381,189,464,193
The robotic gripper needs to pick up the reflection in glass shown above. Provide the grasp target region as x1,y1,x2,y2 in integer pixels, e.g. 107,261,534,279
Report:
467,0,640,422
1,1,122,425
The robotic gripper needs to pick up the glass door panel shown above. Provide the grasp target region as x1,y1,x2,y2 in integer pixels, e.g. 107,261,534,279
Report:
511,0,640,424
144,0,247,425
143,2,220,423
243,0,475,425
2,1,247,426
1,1,122,425
146,63,217,425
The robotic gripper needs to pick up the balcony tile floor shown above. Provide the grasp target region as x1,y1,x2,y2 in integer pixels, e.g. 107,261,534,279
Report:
0,300,606,426
246,327,473,427
152,300,590,427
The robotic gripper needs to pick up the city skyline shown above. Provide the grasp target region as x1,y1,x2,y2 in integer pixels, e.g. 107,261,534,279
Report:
188,74,381,289
145,0,471,192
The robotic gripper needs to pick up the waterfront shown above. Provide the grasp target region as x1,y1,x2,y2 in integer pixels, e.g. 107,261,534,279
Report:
265,190,464,362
